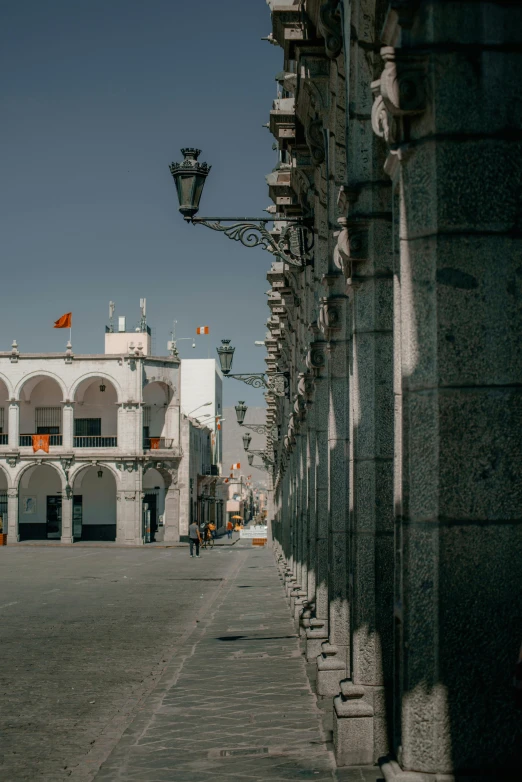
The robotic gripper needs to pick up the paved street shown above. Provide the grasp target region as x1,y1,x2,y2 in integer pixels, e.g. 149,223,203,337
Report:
0,542,381,781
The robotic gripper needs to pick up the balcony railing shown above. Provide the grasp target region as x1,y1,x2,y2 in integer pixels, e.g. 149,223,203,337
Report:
143,437,176,450
0,434,8,445
74,436,118,448
20,434,63,447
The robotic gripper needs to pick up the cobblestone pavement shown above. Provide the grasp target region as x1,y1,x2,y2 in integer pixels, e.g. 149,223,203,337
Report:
0,544,243,781
0,542,382,781
94,540,338,781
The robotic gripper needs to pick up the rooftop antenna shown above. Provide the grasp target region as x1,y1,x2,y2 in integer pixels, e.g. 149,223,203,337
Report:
139,298,147,332
168,320,178,357
109,301,115,333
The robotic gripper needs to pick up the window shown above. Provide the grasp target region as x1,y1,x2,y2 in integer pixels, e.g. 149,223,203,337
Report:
74,419,101,437
143,406,151,426
35,407,61,430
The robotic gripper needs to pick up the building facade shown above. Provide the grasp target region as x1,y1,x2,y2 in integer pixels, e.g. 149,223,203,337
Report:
262,1,522,778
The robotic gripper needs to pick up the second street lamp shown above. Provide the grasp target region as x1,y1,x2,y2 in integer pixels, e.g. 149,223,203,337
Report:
216,339,288,398
235,400,277,436
242,432,252,451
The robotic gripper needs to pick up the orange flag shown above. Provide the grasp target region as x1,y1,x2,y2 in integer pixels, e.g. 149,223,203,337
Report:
54,312,72,329
32,434,50,453
150,437,161,450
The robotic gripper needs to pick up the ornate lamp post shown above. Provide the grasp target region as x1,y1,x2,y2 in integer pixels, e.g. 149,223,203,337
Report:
216,339,288,398
247,450,275,468
242,432,252,451
169,149,313,268
234,400,277,436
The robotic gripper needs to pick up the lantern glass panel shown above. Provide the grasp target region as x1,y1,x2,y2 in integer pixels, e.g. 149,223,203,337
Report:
216,339,235,375
235,401,247,425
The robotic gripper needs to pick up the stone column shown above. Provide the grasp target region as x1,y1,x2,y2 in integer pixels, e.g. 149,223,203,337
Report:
317,285,351,696
163,470,180,543
116,463,141,544
7,487,19,541
61,493,73,544
62,402,74,450
372,6,522,776
8,401,19,449
306,344,329,661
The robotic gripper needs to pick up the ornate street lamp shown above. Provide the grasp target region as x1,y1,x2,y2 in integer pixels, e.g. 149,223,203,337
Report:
99,383,106,392
216,340,235,376
235,401,247,425
234,399,277,436
216,339,288,398
247,450,275,468
242,432,252,451
248,453,254,466
169,149,313,268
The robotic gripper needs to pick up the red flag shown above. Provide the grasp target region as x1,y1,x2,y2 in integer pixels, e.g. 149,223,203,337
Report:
32,434,50,453
54,312,72,329
150,437,160,450
231,462,240,470
196,326,209,335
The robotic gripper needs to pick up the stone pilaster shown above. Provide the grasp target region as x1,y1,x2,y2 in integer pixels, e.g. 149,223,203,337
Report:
60,493,73,544
8,401,19,449
62,402,74,450
7,488,19,541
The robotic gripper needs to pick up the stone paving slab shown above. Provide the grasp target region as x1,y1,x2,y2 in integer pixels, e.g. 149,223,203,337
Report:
93,542,340,781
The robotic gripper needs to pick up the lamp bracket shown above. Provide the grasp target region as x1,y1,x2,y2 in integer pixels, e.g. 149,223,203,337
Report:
240,422,278,436
225,372,288,398
189,217,313,267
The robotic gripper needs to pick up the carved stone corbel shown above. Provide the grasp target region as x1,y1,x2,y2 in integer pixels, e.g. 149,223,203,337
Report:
333,217,369,283
305,117,325,166
306,340,328,376
371,46,427,151
318,0,342,59
318,296,342,342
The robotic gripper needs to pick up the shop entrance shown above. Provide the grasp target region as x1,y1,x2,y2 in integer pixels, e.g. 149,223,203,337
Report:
143,492,158,542
46,496,62,539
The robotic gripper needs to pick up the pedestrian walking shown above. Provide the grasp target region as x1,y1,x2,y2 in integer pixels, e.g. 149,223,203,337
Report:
188,520,201,558
226,520,233,539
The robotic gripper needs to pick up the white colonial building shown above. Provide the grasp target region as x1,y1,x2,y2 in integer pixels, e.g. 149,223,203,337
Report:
0,321,186,545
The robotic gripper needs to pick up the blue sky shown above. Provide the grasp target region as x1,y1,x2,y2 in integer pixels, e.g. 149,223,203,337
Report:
1,0,281,406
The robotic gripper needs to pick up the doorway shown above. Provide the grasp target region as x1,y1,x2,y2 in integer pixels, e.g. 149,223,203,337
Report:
46,496,62,539
143,492,158,542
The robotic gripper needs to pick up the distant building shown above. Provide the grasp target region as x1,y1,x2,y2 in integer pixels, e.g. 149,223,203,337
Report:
0,307,223,545
180,359,223,464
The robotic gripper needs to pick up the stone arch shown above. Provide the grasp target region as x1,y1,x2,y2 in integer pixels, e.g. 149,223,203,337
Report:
17,462,65,540
16,371,67,402
69,461,121,487
0,463,11,491
0,372,14,400
70,372,122,404
71,463,117,541
143,381,175,445
71,375,120,445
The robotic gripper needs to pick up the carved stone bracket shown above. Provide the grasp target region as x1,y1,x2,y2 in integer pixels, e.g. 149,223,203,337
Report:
371,46,427,150
6,455,19,468
305,117,325,166
116,460,137,473
318,296,343,341
333,217,369,282
306,340,328,376
318,0,342,60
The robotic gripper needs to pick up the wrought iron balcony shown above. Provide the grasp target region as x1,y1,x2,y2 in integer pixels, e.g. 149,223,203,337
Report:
74,436,118,448
143,437,176,451
0,434,8,445
20,434,63,447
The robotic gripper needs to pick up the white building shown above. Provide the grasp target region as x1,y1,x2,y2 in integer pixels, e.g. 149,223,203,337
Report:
180,359,223,464
0,317,186,545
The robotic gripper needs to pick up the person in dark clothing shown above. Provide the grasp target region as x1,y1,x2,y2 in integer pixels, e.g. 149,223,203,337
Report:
188,521,201,557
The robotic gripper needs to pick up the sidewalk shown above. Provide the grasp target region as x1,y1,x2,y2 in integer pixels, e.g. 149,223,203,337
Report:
89,541,337,781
